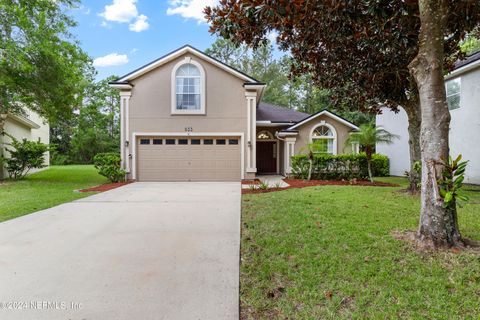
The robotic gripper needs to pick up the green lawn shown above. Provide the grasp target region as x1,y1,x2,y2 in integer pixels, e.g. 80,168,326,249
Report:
241,177,480,319
0,165,107,222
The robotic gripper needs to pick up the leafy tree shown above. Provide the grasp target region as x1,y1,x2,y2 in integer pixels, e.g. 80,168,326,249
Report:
460,35,480,55
0,0,90,175
54,75,120,164
1,133,52,179
205,0,480,247
205,38,247,68
407,0,478,247
207,39,291,106
205,1,477,195
345,125,397,183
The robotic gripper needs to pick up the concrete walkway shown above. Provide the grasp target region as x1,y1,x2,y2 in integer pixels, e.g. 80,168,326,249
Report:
257,175,290,188
0,182,240,320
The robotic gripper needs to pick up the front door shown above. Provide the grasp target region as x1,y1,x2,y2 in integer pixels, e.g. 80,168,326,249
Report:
256,141,276,173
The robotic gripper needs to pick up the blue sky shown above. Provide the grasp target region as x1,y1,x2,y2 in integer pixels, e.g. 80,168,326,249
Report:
71,0,220,80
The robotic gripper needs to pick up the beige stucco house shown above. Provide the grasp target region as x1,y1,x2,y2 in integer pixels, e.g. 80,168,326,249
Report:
1,109,50,179
110,45,359,182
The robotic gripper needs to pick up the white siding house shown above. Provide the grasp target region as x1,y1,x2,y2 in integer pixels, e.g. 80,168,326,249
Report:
376,52,480,184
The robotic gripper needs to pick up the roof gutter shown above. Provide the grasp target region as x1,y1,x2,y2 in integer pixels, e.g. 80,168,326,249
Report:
8,114,40,129
445,58,480,80
276,131,299,138
256,121,296,127
109,82,133,90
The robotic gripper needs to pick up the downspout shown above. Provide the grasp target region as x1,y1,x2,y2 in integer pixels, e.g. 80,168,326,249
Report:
275,131,286,142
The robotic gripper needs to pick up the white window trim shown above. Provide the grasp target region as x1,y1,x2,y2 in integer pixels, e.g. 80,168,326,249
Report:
309,121,337,155
171,57,206,115
445,77,461,111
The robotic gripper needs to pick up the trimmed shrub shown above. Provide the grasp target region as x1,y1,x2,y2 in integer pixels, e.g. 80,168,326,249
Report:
1,133,52,180
291,153,389,180
93,153,125,183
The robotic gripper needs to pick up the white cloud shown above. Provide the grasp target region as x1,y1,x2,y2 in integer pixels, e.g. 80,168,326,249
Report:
129,14,149,32
100,0,138,23
166,0,218,23
93,53,129,67
99,0,149,32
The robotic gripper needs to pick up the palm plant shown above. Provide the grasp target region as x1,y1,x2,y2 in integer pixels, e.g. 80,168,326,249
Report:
346,124,398,182
305,140,325,180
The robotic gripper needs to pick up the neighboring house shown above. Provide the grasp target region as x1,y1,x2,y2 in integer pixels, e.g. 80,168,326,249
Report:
377,51,480,184
109,45,359,182
1,109,50,178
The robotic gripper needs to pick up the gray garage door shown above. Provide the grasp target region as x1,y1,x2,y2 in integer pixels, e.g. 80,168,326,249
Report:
136,136,241,181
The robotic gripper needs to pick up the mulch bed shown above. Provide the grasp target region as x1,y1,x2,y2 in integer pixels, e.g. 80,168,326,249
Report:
79,181,132,193
242,179,399,195
284,179,398,188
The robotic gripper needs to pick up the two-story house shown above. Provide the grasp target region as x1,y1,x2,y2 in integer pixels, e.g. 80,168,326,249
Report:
109,45,359,182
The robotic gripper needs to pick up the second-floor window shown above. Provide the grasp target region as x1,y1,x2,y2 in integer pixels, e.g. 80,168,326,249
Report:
446,78,461,110
172,60,205,114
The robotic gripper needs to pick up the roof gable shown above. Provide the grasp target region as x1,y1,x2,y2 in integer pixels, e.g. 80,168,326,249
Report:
286,109,359,131
112,45,261,84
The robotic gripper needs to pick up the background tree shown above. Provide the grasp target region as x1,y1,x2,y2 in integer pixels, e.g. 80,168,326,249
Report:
205,0,479,247
51,75,121,164
206,39,291,106
346,125,397,182
460,34,480,55
0,0,90,175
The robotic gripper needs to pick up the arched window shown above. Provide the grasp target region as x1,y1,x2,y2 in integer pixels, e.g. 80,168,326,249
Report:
171,59,205,114
310,123,337,154
257,131,274,140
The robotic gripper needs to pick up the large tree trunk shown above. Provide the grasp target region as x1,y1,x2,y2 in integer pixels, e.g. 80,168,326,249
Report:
408,0,461,247
403,99,422,193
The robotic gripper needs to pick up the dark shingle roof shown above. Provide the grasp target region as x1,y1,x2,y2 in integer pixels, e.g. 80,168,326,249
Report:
454,51,480,69
257,102,310,123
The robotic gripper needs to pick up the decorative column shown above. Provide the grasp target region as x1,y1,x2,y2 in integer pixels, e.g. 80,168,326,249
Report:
120,91,132,172
245,91,257,173
284,137,297,175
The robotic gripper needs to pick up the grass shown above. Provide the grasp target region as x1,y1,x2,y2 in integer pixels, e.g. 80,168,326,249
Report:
0,165,107,222
241,177,480,319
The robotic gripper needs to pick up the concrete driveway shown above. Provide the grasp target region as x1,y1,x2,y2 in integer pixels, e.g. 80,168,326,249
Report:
0,182,240,320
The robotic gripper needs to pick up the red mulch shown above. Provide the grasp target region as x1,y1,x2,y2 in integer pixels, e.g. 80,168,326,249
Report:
284,179,398,188
79,181,132,193
242,179,399,194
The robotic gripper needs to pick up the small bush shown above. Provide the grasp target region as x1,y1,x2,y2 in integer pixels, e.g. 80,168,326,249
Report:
1,133,52,180
93,153,125,183
291,153,389,180
258,181,269,190
50,151,73,165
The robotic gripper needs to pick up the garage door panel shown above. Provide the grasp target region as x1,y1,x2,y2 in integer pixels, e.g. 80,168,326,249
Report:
137,137,241,182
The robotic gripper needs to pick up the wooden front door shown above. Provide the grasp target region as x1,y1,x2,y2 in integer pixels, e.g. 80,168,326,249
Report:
256,141,276,173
